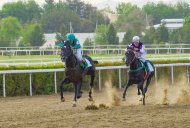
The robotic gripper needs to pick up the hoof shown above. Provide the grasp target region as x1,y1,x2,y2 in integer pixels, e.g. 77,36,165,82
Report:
139,95,144,101
77,95,81,99
72,101,77,107
137,92,141,95
88,97,93,101
122,98,126,101
61,97,65,102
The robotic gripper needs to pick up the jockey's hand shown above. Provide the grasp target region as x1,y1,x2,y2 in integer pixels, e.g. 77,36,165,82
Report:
134,48,139,51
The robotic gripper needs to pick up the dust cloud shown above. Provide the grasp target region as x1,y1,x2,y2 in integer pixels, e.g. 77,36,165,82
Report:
93,75,121,107
154,73,190,105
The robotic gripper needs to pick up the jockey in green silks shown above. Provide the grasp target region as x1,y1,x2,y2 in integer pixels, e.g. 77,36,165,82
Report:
58,33,92,77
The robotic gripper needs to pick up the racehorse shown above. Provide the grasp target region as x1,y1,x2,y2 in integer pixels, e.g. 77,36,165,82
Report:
122,46,154,105
59,43,98,107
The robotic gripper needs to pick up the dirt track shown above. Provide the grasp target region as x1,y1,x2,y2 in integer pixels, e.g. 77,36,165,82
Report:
1,84,190,128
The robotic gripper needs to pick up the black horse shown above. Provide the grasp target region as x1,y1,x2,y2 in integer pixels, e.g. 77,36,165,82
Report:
122,47,154,105
59,43,98,107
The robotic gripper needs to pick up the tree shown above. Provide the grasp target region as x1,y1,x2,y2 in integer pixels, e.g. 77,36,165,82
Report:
31,25,45,46
116,8,151,34
184,15,190,25
0,1,42,23
21,24,45,46
83,38,94,46
143,2,190,24
180,24,190,44
41,0,109,33
175,2,190,18
142,26,157,44
169,28,183,44
41,7,80,33
0,16,22,47
122,29,135,45
116,3,137,15
106,24,119,45
156,24,169,43
94,25,108,45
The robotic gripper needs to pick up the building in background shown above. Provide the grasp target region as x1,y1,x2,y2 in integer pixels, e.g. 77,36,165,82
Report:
43,32,125,48
153,19,184,30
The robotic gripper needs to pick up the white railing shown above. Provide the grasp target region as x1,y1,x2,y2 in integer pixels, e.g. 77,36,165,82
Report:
0,44,190,55
1,44,190,50
0,63,190,97
0,56,190,66
0,48,188,56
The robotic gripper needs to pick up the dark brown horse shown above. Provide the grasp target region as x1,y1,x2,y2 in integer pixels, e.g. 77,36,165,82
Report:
122,46,154,105
59,43,98,107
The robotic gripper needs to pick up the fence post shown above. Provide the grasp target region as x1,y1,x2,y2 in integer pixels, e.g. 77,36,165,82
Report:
99,70,101,91
187,66,189,84
119,69,121,89
154,67,157,86
171,66,174,85
3,74,6,97
29,73,32,96
54,72,57,94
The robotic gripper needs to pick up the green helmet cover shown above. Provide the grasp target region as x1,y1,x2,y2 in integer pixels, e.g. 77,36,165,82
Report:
66,33,75,42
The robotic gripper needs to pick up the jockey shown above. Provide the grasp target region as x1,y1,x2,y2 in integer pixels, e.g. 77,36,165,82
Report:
62,33,92,76
129,36,152,74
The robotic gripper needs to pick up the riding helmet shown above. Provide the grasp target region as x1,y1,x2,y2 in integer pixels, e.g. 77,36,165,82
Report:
66,33,75,42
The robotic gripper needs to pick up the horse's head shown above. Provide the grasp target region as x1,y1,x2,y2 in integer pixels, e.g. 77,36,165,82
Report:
125,46,135,66
60,43,72,62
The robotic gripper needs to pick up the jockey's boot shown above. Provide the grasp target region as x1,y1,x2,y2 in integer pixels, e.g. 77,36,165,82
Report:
143,61,149,73
143,61,151,79
81,59,89,78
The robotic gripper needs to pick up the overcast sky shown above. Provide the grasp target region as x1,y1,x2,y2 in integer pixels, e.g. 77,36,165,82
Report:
0,0,190,9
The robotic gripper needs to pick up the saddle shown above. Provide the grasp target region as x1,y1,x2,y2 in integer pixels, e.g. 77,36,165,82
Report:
139,59,154,80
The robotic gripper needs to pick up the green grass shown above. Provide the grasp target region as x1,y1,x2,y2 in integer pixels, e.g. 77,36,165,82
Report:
0,53,189,60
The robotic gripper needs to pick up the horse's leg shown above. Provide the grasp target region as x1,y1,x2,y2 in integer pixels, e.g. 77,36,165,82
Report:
60,78,70,102
137,87,141,95
72,83,77,107
89,73,95,101
122,80,132,101
138,81,145,105
144,72,154,94
77,80,82,99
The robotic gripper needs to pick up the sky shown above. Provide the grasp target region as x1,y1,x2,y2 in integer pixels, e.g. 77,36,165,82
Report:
0,0,190,10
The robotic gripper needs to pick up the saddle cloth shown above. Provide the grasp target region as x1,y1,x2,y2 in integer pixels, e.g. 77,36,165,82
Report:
84,58,92,68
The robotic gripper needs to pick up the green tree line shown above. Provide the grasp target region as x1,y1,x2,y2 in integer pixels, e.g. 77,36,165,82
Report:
1,0,190,46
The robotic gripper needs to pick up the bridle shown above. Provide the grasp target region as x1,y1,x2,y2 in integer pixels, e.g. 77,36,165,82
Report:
61,44,73,60
125,49,136,64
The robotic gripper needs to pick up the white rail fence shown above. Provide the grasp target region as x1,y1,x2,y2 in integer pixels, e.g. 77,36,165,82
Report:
1,44,190,50
1,56,190,66
0,48,190,56
1,43,190,56
0,63,190,97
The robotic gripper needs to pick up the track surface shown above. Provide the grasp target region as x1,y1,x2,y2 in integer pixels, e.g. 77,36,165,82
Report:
0,85,190,128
